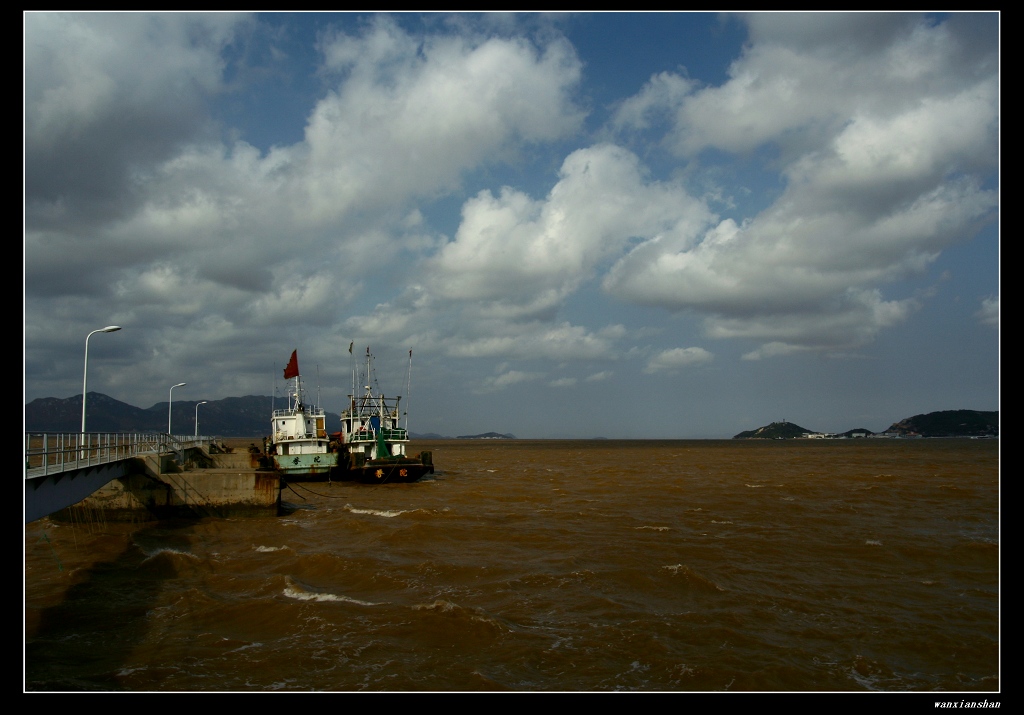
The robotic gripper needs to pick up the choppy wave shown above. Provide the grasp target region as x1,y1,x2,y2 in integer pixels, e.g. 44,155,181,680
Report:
662,564,726,592
412,599,509,630
283,578,380,606
413,598,461,612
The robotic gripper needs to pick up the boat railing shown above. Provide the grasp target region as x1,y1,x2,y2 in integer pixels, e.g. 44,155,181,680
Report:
272,405,326,418
347,427,408,443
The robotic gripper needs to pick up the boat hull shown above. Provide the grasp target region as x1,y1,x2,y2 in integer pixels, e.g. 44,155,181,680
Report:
272,452,339,481
333,451,434,484
352,459,433,484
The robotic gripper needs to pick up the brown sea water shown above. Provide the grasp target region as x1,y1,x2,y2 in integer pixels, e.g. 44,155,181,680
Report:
24,439,999,692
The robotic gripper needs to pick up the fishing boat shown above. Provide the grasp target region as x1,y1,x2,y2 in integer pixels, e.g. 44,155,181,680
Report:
334,347,433,483
269,350,339,480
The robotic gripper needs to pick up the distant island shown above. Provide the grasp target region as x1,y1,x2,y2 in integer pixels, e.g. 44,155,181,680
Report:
733,410,998,439
455,432,516,440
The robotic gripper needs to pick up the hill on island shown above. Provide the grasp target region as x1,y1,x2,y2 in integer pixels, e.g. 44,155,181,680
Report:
885,410,998,437
455,432,516,439
733,421,813,439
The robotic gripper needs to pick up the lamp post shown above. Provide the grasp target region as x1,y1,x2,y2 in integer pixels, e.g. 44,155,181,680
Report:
81,326,121,434
168,382,186,435
194,401,208,437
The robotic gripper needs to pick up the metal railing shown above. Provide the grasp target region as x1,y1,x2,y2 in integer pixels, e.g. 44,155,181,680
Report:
347,428,408,443
272,405,326,417
24,433,216,478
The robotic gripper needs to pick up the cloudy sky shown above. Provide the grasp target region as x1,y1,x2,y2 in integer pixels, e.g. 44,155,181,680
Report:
24,12,999,438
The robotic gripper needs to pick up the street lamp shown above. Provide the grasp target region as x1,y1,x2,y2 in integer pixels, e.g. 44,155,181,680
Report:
194,401,208,437
81,326,121,434
168,382,186,435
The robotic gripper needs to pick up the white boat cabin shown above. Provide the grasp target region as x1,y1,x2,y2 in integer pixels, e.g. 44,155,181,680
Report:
272,399,329,456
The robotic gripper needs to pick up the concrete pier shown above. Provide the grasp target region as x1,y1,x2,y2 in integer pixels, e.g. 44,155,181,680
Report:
53,446,281,522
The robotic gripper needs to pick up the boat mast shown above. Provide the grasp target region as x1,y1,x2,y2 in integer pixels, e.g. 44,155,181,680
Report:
348,341,355,414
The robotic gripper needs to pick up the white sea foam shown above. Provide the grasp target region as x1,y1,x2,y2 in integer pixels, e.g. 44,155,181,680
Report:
141,548,197,563
635,526,669,531
865,540,883,546
283,584,378,606
344,504,409,518
255,545,287,552
228,642,263,653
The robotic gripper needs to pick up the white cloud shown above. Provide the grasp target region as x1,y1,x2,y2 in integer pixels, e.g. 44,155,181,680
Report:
977,296,999,327
610,71,695,132
25,14,592,399
301,18,585,224
446,322,625,361
245,274,338,327
429,144,713,319
644,347,714,374
603,13,997,357
713,289,922,354
475,369,545,393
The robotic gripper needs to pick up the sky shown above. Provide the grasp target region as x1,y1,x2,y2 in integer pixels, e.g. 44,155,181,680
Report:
24,12,999,439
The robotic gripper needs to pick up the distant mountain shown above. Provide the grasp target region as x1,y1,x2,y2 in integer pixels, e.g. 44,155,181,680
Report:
733,421,812,439
25,393,147,433
24,392,341,437
884,410,998,438
734,410,998,439
455,432,516,439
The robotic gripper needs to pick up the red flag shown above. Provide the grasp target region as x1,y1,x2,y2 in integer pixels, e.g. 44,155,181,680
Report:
283,350,299,379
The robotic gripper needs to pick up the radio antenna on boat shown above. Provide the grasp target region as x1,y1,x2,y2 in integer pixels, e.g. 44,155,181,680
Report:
405,349,412,431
